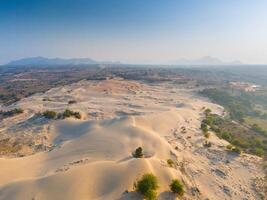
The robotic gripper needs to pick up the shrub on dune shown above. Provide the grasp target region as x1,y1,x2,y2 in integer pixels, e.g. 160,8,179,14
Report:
169,179,184,196
167,159,174,167
135,173,159,200
132,147,144,158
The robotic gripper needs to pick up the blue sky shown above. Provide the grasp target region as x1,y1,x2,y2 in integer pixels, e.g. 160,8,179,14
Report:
1,0,267,64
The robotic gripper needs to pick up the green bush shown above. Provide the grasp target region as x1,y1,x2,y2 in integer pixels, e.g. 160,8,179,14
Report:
169,179,184,195
43,110,57,119
135,173,159,200
132,147,144,158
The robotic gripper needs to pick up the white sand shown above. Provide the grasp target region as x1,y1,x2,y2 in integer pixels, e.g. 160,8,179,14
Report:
0,78,264,200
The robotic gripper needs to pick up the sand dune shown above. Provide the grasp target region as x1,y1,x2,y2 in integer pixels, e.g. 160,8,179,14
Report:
0,79,264,200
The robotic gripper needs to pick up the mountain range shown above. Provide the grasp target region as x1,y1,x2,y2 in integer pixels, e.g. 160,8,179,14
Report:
6,57,121,66
5,56,242,66
170,56,242,65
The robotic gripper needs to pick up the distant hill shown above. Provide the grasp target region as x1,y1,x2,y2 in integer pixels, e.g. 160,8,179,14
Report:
6,57,120,66
171,56,242,65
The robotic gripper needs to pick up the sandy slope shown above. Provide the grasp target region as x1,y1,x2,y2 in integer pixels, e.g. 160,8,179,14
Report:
0,79,264,200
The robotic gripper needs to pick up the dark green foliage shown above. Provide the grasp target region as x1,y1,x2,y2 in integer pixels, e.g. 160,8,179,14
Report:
43,110,57,119
169,179,184,195
135,173,159,200
200,88,252,121
132,147,144,158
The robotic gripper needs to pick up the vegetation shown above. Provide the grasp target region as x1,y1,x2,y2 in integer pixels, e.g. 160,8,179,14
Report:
0,108,23,118
167,159,174,167
200,88,255,121
251,124,267,137
132,147,144,158
232,147,241,154
43,109,81,120
200,110,267,157
43,110,57,119
169,179,184,196
226,144,233,150
204,132,210,138
200,122,208,133
42,97,52,101
68,100,77,104
135,173,159,200
203,140,212,148
62,109,81,119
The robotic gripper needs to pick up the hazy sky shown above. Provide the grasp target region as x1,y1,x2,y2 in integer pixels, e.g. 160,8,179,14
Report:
1,0,267,64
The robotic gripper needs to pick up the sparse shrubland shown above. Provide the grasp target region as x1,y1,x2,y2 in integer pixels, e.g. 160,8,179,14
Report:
0,108,23,118
134,173,159,200
43,109,81,120
201,108,267,157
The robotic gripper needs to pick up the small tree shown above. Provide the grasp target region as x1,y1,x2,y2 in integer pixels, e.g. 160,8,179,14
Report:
135,173,159,200
132,147,144,158
169,179,184,196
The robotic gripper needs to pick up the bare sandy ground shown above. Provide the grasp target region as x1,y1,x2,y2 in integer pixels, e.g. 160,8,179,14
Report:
0,78,265,200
